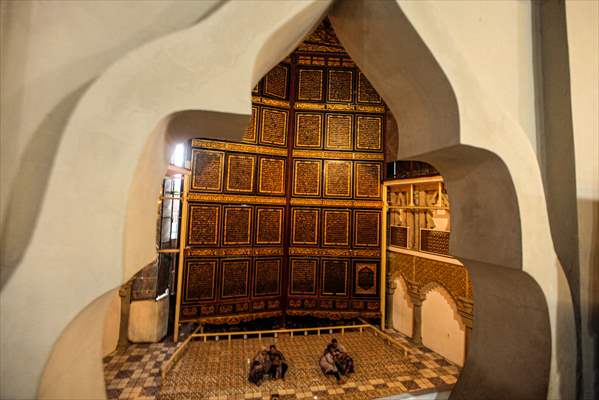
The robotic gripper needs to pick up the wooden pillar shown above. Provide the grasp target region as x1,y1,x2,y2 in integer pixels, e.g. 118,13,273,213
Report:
384,271,396,330
117,280,133,352
409,293,423,346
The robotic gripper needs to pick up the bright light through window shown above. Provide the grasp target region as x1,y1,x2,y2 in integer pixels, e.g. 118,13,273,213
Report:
171,143,185,167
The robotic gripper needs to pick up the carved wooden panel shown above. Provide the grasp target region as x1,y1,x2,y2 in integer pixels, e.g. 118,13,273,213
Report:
254,258,281,296
255,207,283,245
420,229,450,255
260,108,288,147
223,206,252,245
327,70,353,102
324,160,352,198
221,259,250,298
293,159,322,197
185,259,216,302
357,72,382,104
390,226,408,248
354,162,382,199
415,257,467,299
226,154,255,193
191,149,224,192
298,69,324,101
258,157,286,195
321,259,348,296
181,34,388,323
242,106,259,143
354,261,377,296
290,258,317,295
354,210,380,247
325,114,352,150
356,115,383,151
264,64,288,99
323,209,350,247
295,113,322,148
291,208,319,245
188,204,220,246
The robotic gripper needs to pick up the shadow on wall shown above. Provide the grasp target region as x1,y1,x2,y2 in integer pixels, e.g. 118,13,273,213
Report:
579,199,599,398
0,80,94,289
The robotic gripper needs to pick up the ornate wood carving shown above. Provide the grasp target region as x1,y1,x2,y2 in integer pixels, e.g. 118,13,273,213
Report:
354,162,382,199
354,210,380,247
356,115,383,151
293,159,322,197
295,113,322,148
357,72,382,104
260,108,288,147
226,154,255,193
325,114,353,150
221,259,250,298
290,258,317,295
255,207,283,245
184,259,216,302
258,157,286,195
291,208,319,245
322,259,349,296
354,261,378,296
188,204,220,246
254,258,281,296
264,64,289,99
223,206,252,245
297,69,324,101
191,149,224,192
324,160,352,198
323,209,350,246
327,70,353,103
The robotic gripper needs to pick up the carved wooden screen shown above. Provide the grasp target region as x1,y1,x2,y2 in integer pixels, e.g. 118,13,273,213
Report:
179,21,385,325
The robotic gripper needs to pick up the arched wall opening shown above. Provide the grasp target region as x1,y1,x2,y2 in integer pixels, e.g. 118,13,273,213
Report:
421,285,466,366
392,276,413,337
18,1,575,400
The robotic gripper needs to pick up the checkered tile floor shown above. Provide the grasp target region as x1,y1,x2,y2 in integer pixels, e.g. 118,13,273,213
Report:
104,329,459,400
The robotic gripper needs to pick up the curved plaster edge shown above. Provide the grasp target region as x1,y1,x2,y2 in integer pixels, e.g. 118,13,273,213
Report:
29,2,331,399
38,289,116,399
329,0,576,398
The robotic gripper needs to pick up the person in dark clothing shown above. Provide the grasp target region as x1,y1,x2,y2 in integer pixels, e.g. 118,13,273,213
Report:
267,345,288,379
330,338,354,375
319,345,345,384
248,347,271,386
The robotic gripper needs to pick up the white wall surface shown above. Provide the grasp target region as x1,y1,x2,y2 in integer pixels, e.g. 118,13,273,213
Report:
399,0,538,154
0,1,332,398
392,277,414,337
421,288,465,366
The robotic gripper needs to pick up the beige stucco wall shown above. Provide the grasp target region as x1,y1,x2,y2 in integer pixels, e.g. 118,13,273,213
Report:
400,0,538,154
0,0,595,398
102,290,121,357
0,1,332,398
422,288,466,366
0,3,220,394
392,277,414,337
565,2,599,399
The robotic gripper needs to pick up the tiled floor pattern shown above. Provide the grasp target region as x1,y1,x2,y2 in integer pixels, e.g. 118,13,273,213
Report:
158,330,459,400
104,329,460,400
103,341,182,399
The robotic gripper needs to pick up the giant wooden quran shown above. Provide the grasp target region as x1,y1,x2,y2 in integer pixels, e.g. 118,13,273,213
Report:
178,21,385,325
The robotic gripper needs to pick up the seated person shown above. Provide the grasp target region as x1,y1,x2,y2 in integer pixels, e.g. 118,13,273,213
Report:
267,344,288,380
330,338,347,354
329,338,354,375
319,345,345,384
248,347,271,386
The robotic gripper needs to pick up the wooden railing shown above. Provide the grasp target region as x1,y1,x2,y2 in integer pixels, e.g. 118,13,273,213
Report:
161,323,408,380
